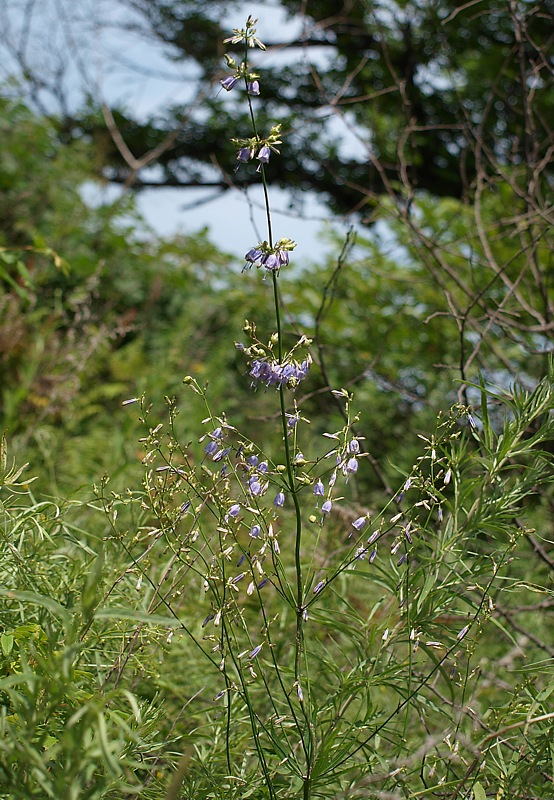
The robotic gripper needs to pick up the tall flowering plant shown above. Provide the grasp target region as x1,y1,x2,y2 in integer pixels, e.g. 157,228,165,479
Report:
111,17,554,800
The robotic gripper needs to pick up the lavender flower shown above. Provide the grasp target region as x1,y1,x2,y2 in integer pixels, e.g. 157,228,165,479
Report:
247,454,259,467
249,644,263,658
313,580,325,594
261,253,279,271
244,247,263,270
213,447,230,462
247,80,260,95
352,516,366,531
274,491,285,508
205,439,218,456
249,479,262,496
235,146,254,171
237,146,253,162
349,439,360,454
257,145,271,164
249,524,261,538
245,247,263,263
221,75,239,91
229,503,241,518
322,500,333,515
249,360,271,384
314,479,324,497
346,457,359,475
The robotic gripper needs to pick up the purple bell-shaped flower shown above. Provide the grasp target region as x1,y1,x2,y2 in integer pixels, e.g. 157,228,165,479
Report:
221,76,239,91
256,145,271,171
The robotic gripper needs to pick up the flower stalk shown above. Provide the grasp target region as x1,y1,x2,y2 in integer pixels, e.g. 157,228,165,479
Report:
221,15,314,794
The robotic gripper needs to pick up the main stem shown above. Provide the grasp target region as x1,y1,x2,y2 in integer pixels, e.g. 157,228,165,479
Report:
271,271,312,800
246,46,311,795
271,273,305,675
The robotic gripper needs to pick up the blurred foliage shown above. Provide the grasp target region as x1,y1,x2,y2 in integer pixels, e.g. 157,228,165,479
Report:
1,95,552,501
0,98,258,490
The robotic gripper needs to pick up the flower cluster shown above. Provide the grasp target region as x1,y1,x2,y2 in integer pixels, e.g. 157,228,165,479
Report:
197,422,289,561
303,431,368,525
221,75,260,95
235,143,269,173
248,355,312,390
233,124,283,173
243,237,296,273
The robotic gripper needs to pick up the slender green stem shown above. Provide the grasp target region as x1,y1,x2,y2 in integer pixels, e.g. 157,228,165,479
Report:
271,273,304,668
246,87,274,247
245,49,300,647
272,255,312,800
243,29,312,797
222,623,278,800
260,168,274,248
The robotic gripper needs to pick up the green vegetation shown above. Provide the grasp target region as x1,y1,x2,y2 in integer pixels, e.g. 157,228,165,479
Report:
0,2,553,797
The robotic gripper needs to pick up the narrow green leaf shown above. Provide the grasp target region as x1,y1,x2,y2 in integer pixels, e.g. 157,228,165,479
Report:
95,607,182,627
96,711,121,776
0,589,71,627
1,633,14,657
473,780,487,800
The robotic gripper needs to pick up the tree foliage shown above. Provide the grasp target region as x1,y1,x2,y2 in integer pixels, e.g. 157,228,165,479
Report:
65,0,554,215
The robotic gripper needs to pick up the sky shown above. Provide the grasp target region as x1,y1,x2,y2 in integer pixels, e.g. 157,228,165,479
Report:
0,0,353,264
